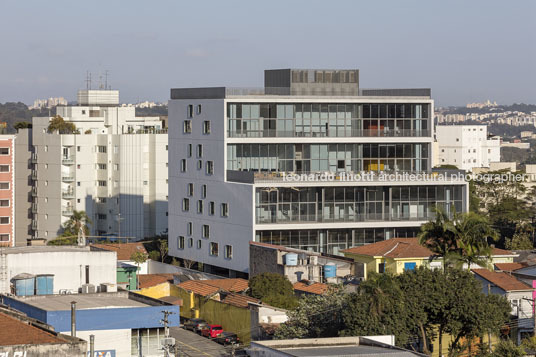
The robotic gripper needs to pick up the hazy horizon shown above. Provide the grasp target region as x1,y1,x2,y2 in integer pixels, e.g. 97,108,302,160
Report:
1,0,534,107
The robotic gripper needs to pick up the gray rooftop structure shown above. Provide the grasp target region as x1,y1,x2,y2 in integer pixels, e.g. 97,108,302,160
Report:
0,246,100,255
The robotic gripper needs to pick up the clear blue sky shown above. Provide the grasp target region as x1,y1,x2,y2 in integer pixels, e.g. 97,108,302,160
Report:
1,0,534,106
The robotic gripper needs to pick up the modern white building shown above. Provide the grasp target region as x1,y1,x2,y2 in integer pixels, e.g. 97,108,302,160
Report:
15,89,168,245
168,69,469,277
435,125,501,171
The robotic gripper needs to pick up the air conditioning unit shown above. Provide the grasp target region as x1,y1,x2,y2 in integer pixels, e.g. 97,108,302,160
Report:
100,283,117,293
161,337,175,346
81,284,96,294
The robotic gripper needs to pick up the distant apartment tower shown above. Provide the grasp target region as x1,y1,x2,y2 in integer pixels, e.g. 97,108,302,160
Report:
15,90,168,245
0,135,15,246
168,69,469,277
436,125,501,171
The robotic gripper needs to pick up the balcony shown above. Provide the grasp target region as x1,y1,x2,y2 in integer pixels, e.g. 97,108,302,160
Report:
256,212,433,225
62,176,75,182
29,154,38,164
62,207,73,216
62,190,75,199
31,170,37,180
31,187,37,197
62,156,75,165
31,220,37,230
31,203,38,213
228,128,430,139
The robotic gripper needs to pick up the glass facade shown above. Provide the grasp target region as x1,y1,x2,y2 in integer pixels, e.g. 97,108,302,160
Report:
228,143,429,173
256,227,419,255
227,103,429,138
255,185,464,224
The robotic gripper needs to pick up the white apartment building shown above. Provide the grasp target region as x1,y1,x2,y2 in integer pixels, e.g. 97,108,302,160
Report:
15,90,168,245
435,125,501,171
168,69,469,277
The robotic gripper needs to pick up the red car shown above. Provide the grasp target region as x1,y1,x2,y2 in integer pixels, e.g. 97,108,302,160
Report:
201,324,223,338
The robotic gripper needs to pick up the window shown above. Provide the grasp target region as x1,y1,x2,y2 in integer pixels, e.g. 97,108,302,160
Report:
44,145,48,152
187,222,193,235
209,201,215,215
114,145,119,154
183,120,192,133
0,148,9,155
197,200,204,214
98,180,107,187
188,183,194,196
404,262,416,271
188,237,193,248
206,161,214,175
97,146,107,153
202,224,210,238
166,145,168,151
224,245,233,259
196,104,202,115
197,239,202,249
456,138,459,142
181,159,187,173
201,184,207,198
0,234,9,242
114,164,119,171
77,164,81,169
178,236,185,249
0,200,9,207
221,203,229,217
187,105,194,118
197,144,203,158
0,183,8,190
0,217,9,224
188,144,192,157
182,198,190,211
77,146,81,152
97,197,107,203
203,121,211,134
97,163,107,170
143,181,148,185
97,214,107,220
378,263,385,273
0,165,9,172
210,242,219,256
197,160,202,170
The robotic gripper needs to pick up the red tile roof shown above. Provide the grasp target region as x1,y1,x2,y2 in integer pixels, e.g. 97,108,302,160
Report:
491,247,516,256
91,242,147,261
138,274,175,289
472,269,533,292
178,280,220,297
0,312,67,346
342,238,433,259
221,293,261,308
495,263,527,272
201,278,249,293
293,281,329,295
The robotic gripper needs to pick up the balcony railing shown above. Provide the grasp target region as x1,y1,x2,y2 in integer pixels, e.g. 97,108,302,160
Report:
31,220,37,230
31,170,37,180
31,203,38,213
256,212,435,225
29,154,38,164
31,188,37,197
62,191,75,199
62,176,75,182
62,207,73,216
228,129,430,139
62,156,75,165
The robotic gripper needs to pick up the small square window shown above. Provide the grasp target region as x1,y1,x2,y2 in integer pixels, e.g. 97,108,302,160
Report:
187,144,192,158
224,245,233,259
197,239,202,249
197,160,202,170
0,217,9,224
197,200,203,214
209,201,215,215
206,161,214,175
202,224,210,238
188,237,193,248
196,104,202,115
182,198,190,212
0,148,9,155
183,120,192,134
187,105,194,118
210,242,219,256
181,159,187,173
197,144,203,158
221,203,229,217
201,185,207,199
187,222,193,235
188,183,194,196
178,236,185,249
203,121,211,134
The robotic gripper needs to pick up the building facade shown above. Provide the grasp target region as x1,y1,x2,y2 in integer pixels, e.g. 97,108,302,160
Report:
435,125,501,171
0,135,15,247
14,90,168,244
168,69,469,276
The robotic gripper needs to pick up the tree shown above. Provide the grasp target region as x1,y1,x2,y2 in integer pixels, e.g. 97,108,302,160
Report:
148,250,160,261
505,230,533,250
130,251,148,290
63,210,92,237
249,273,298,309
275,286,346,339
183,259,195,269
14,121,31,130
491,339,525,357
156,239,168,263
418,206,457,272
47,115,77,134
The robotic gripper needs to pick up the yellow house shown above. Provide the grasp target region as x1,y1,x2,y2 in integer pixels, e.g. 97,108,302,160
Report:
342,238,437,279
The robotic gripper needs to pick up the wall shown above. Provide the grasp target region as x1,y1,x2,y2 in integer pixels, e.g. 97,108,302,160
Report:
176,289,252,344
0,136,15,247
117,266,137,290
249,244,283,278
138,282,181,299
0,342,87,357
2,249,116,294
77,329,131,357
14,129,32,245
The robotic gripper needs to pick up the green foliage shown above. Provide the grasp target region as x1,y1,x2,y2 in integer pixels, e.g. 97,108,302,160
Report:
469,180,481,213
521,336,536,352
63,210,91,236
249,273,298,309
435,164,459,169
148,250,160,261
46,236,77,245
275,286,346,339
47,115,77,134
491,339,525,357
130,251,148,266
14,121,31,130
505,230,533,250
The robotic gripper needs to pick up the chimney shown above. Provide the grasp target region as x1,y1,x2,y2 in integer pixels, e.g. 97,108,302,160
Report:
70,301,77,337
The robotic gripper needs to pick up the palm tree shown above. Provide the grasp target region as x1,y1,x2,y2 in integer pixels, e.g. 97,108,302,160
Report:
418,207,457,272
452,212,499,270
64,210,92,237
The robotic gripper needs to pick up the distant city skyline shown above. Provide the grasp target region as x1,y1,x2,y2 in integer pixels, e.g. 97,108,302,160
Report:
1,0,534,106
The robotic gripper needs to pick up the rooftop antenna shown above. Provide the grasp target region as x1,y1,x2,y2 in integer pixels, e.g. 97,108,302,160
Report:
104,70,110,90
85,71,92,90
98,74,104,90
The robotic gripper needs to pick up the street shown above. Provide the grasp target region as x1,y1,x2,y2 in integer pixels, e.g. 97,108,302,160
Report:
169,326,235,357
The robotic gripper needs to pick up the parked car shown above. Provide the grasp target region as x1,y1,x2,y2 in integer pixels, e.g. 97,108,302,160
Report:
183,318,207,332
214,331,240,346
201,324,224,338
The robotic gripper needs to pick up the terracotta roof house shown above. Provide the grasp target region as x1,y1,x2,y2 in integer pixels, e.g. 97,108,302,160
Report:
0,309,87,355
138,274,175,289
494,262,528,272
201,278,249,293
293,281,329,295
91,242,148,261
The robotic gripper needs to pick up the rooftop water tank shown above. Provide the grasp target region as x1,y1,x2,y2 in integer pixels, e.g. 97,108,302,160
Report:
13,273,35,296
36,274,54,295
323,264,337,278
285,253,298,266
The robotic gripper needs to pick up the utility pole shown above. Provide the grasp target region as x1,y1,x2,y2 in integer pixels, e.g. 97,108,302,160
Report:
160,310,176,357
89,335,95,357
